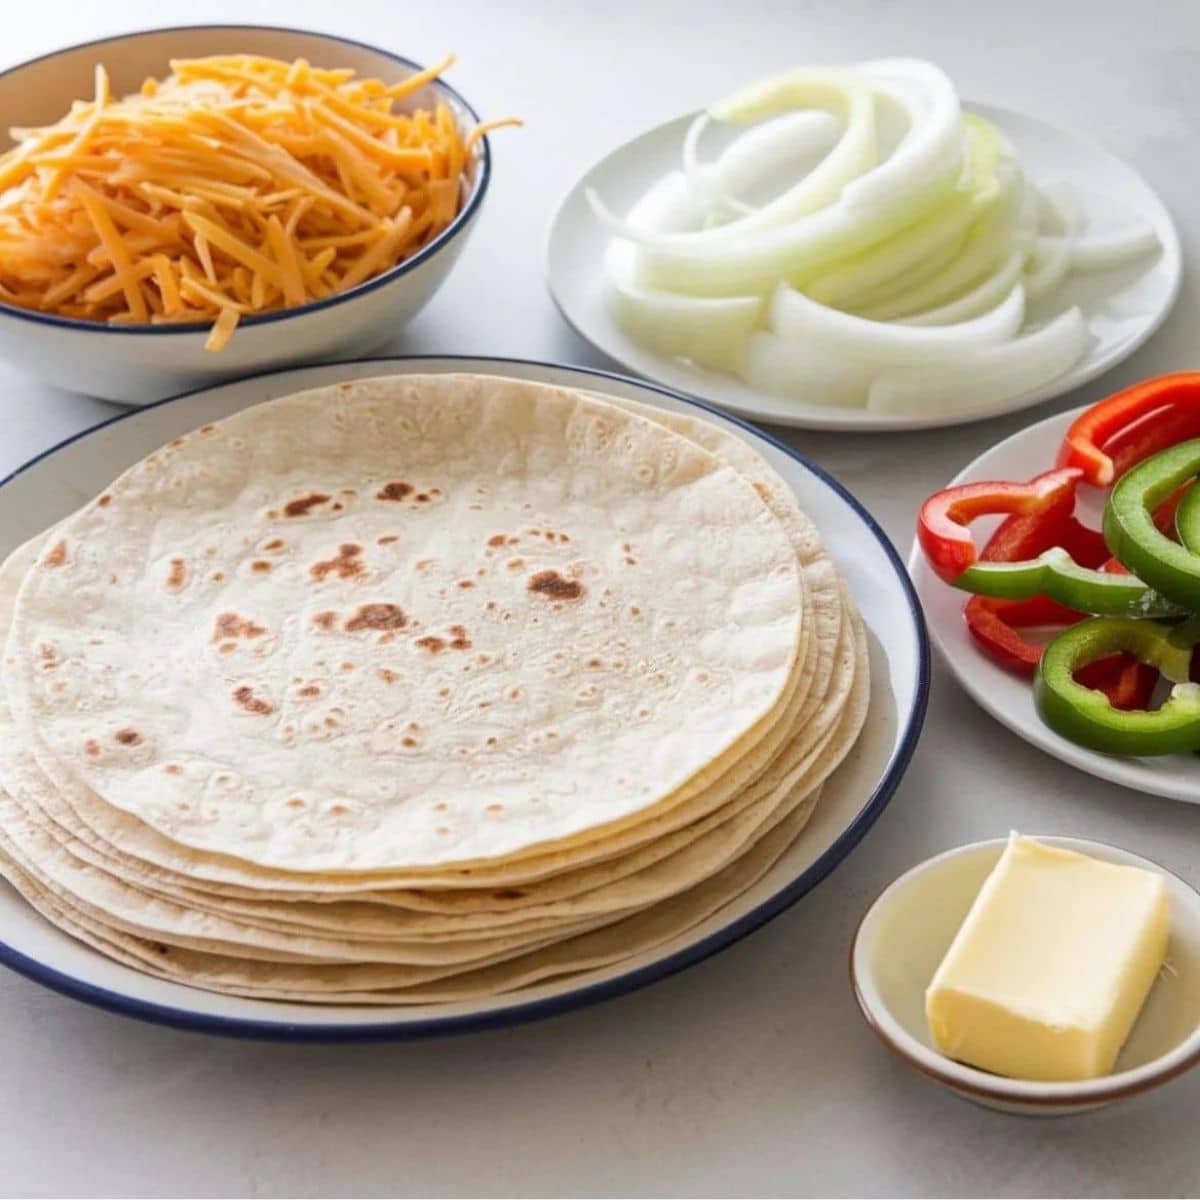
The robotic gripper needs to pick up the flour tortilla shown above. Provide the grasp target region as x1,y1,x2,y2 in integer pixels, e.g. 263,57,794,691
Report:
0,375,871,1003
2,384,850,899
0,603,867,995
6,577,819,893
9,375,806,873
0,786,822,1003
0,382,857,901
0,547,859,955
0,530,833,905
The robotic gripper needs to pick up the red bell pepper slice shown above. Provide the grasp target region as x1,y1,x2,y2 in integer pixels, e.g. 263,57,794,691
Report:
965,594,1074,671
1055,515,1110,567
1075,654,1159,712
959,474,1097,673
1108,404,1200,482
979,504,1072,564
957,468,1161,707
1057,372,1200,486
963,490,1092,676
964,595,1157,708
917,467,1083,583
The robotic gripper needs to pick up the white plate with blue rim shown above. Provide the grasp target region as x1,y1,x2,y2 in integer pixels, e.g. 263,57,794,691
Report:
0,357,927,1039
909,403,1200,804
547,104,1180,432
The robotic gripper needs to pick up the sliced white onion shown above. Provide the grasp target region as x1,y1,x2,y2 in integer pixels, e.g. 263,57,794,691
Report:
587,67,979,293
681,113,717,209
771,279,1025,367
860,161,1023,319
1012,182,1040,252
700,67,879,229
867,308,1088,415
595,186,937,297
806,111,1006,311
605,237,761,371
609,280,762,372
834,228,971,314
1013,180,1083,300
1040,224,1160,271
1023,236,1073,300
586,66,977,277
688,110,842,220
899,251,1025,326
805,185,979,309
852,230,973,309
1036,179,1083,236
843,59,964,213
621,170,709,235
742,331,873,407
592,59,1152,418
590,68,879,253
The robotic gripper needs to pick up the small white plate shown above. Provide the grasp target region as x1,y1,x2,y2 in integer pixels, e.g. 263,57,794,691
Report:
851,837,1200,1115
0,356,928,1039
547,103,1181,432
909,404,1200,803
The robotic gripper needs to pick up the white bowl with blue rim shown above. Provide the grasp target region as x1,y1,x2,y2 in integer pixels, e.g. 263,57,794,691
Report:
851,836,1200,1115
0,26,492,404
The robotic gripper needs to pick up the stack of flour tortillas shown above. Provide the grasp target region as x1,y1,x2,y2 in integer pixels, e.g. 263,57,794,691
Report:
0,374,868,1004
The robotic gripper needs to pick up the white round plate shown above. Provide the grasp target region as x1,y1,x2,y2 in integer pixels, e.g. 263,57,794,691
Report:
547,103,1181,432
0,357,928,1039
909,404,1200,803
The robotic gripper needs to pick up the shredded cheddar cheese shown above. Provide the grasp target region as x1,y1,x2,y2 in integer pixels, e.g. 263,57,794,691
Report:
0,55,519,350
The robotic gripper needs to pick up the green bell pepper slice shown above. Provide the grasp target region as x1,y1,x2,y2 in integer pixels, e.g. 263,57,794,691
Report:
1175,476,1200,555
1034,617,1200,756
955,546,1181,618
1104,439,1200,610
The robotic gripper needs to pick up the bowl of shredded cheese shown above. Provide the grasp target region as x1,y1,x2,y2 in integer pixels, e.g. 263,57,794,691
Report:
0,25,516,403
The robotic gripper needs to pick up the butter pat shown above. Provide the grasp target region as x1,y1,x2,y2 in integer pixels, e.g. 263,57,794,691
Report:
926,835,1169,1082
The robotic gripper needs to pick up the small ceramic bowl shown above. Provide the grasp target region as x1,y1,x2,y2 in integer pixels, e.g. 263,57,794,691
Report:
0,26,492,404
851,836,1200,1115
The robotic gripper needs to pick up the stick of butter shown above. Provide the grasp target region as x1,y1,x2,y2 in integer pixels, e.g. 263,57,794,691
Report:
925,834,1169,1082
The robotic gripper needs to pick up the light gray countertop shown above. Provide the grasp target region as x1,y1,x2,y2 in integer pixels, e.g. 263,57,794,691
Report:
1,1,1199,1195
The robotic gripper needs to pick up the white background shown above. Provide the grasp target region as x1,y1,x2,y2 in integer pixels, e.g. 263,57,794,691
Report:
1,1,1199,1196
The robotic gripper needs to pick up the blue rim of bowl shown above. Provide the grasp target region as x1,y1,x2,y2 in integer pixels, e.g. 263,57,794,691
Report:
0,355,930,1041
0,25,491,337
